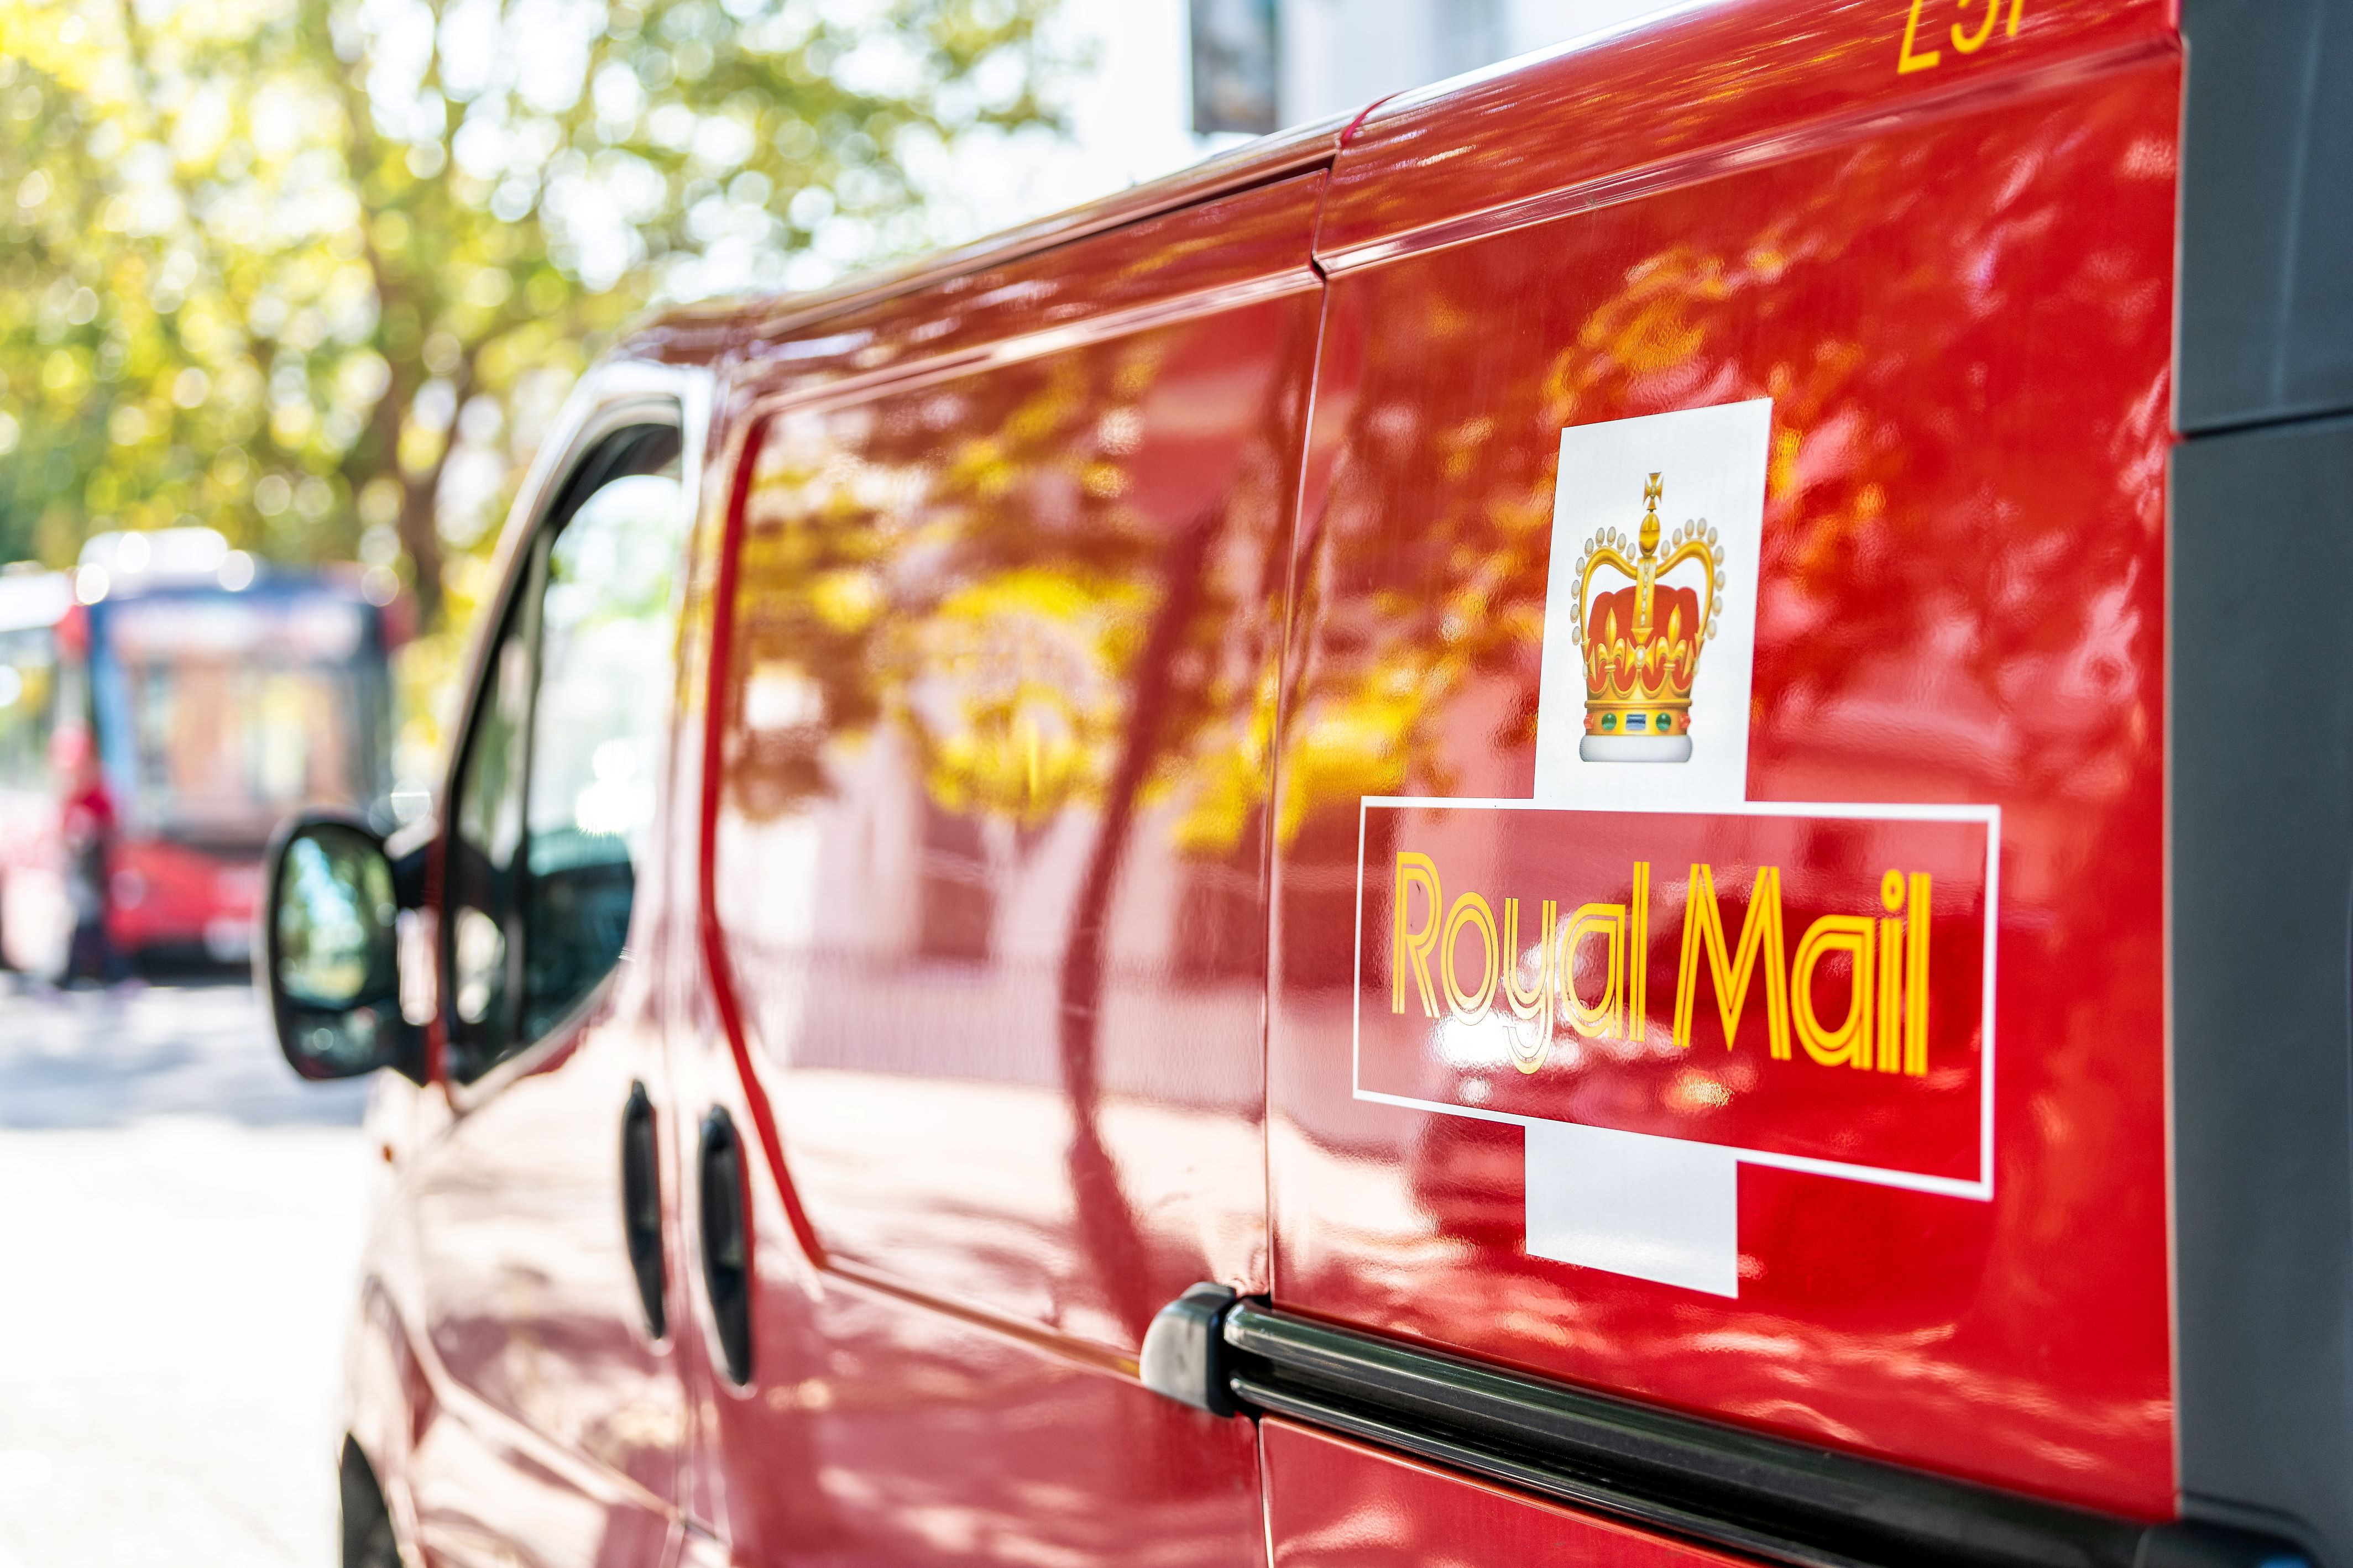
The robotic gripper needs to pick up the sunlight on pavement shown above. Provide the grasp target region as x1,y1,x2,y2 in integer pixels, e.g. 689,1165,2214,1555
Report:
0,980,373,1568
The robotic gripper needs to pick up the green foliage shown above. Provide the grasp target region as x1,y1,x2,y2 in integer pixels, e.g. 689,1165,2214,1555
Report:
0,0,1066,622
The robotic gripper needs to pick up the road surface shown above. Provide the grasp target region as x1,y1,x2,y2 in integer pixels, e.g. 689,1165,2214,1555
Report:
0,977,372,1568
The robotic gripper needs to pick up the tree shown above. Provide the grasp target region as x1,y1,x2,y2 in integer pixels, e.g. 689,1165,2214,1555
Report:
0,0,1066,763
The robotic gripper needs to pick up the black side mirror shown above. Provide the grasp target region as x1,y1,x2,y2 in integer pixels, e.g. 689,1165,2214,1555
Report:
260,813,423,1083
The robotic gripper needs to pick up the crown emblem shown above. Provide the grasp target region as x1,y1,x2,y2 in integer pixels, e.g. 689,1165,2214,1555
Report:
1571,473,1723,763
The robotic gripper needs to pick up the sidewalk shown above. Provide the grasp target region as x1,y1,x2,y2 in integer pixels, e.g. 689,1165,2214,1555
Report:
0,980,373,1568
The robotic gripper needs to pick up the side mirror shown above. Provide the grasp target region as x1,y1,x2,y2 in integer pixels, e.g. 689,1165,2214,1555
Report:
260,814,423,1083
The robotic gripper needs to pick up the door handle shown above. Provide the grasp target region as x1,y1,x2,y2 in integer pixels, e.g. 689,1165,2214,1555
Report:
698,1106,753,1386
620,1083,666,1339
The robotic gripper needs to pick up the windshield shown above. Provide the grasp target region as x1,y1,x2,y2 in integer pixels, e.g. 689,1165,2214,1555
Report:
95,590,387,845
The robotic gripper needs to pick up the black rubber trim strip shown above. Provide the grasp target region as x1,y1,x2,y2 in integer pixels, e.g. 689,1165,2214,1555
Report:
1220,1303,2305,1568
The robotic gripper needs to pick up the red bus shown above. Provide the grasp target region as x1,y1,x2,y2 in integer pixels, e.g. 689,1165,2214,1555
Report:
0,528,396,979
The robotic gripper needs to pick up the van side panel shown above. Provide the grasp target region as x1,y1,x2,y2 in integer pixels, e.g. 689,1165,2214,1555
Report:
693,174,1326,1566
1267,18,2180,1519
1308,0,2173,269
1260,1419,1748,1568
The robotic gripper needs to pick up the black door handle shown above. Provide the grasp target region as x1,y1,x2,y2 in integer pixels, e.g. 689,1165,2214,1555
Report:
619,1083,667,1339
698,1106,752,1386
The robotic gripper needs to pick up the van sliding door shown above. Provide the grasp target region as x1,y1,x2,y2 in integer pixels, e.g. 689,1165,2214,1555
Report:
691,171,1325,1567
1252,4,2248,1565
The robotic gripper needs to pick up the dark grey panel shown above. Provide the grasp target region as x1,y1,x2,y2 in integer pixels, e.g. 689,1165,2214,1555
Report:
2172,415,2353,1562
2179,0,2353,432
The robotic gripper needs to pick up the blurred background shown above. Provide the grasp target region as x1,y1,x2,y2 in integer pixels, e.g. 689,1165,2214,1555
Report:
0,0,1657,1562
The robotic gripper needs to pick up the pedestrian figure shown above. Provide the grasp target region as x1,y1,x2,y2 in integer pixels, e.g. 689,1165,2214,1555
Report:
55,727,126,986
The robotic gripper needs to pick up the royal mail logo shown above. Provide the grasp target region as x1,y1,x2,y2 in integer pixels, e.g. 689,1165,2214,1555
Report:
1350,399,1998,1299
1389,853,1932,1081
1572,474,1723,762
1355,798,1995,1188
1535,400,1767,812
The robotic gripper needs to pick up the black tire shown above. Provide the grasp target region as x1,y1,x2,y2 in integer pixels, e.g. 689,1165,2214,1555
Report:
339,1439,401,1568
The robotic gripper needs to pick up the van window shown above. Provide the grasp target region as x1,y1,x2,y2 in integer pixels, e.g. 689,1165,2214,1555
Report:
444,421,683,1082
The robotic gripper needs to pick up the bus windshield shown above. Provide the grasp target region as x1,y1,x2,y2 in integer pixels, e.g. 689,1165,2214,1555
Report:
95,590,387,845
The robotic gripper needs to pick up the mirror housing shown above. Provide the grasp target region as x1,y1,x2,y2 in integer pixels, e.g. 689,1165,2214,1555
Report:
259,812,426,1083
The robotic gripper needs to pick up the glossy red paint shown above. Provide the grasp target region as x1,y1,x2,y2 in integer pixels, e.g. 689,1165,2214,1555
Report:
731,171,1337,395
632,112,1352,374
1261,1419,1747,1568
1269,12,2179,1520
315,6,2211,1564
394,996,684,1568
1312,0,2173,269
681,169,1326,1567
328,375,713,1568
671,1029,1269,1568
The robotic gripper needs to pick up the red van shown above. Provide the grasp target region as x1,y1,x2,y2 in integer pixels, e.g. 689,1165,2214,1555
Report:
260,4,2353,1566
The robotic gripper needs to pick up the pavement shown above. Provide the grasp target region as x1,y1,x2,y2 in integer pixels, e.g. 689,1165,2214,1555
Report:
0,976,374,1568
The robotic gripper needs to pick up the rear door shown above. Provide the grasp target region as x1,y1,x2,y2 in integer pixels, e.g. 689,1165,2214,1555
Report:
683,169,1327,1565
1263,0,2188,1559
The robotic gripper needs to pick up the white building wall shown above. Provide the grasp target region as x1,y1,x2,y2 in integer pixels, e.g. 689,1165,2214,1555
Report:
1278,0,1710,127
941,0,1712,255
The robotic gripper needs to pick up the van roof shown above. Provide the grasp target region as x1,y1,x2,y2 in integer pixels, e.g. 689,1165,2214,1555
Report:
619,108,1358,368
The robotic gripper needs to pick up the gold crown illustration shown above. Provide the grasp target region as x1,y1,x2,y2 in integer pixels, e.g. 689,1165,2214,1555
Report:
1570,474,1723,762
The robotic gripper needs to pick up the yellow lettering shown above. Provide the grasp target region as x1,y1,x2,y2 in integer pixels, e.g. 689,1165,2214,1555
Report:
1503,898,1556,1074
1441,893,1500,1020
1393,852,1935,1078
1898,0,1942,72
1556,903,1625,1040
1793,915,1875,1069
1502,898,1556,1023
1674,865,1791,1059
1951,0,1998,53
1876,870,1905,1072
1906,871,1932,1075
1393,852,1442,1018
1627,862,1650,1041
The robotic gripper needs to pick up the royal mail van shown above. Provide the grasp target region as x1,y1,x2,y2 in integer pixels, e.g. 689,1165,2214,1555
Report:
262,4,2353,1566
